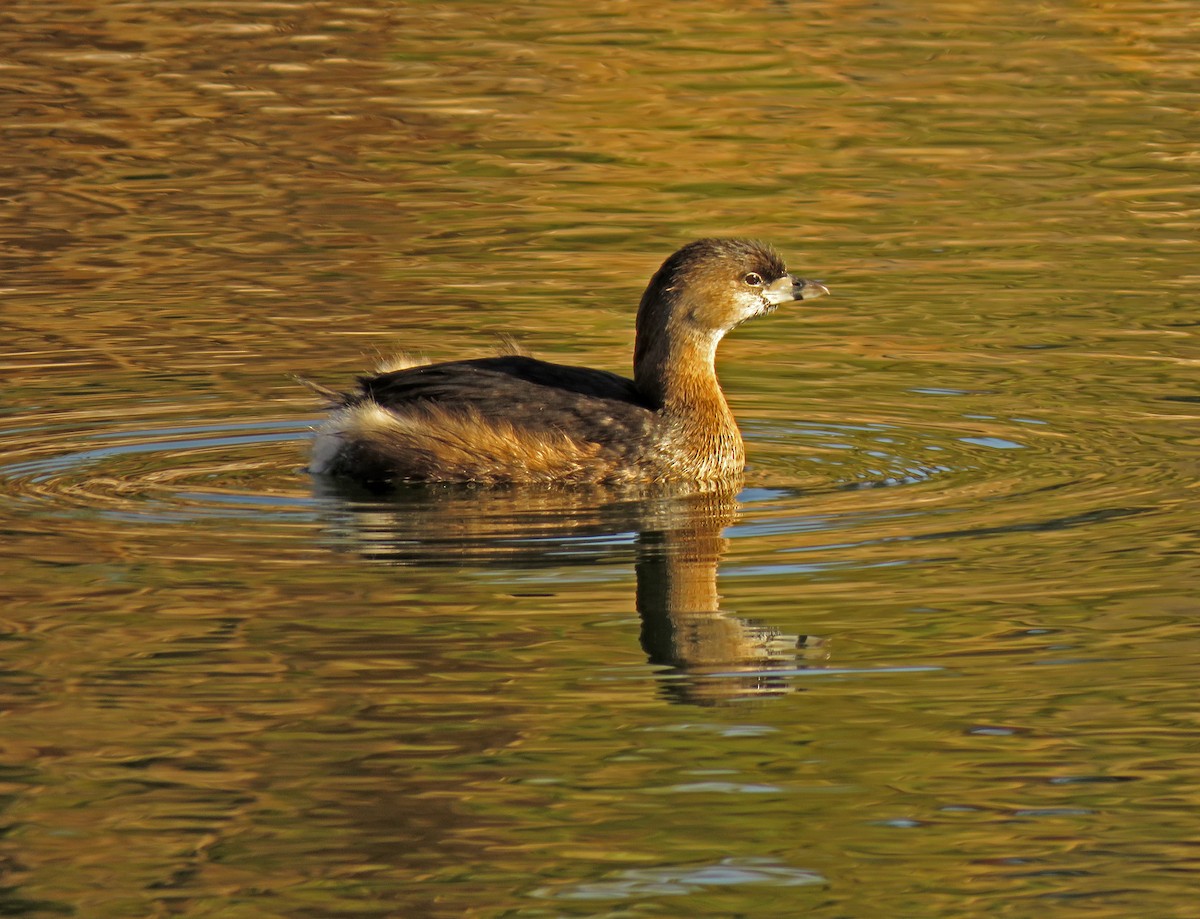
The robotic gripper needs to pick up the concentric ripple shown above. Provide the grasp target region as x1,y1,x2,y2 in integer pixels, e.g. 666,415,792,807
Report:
726,391,1180,593
0,390,1182,584
0,411,319,524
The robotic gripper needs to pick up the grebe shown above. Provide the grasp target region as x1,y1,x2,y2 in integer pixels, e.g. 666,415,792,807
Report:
308,238,828,485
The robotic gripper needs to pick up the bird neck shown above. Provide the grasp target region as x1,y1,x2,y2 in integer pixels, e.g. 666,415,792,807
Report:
633,309,744,475
635,326,725,413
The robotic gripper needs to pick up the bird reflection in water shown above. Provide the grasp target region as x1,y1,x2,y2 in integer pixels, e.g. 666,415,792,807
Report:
313,478,829,705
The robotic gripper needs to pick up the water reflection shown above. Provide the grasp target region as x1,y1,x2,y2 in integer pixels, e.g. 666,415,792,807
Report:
3,0,1198,912
315,479,828,705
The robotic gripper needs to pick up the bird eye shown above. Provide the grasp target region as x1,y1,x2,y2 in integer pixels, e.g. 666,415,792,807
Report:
743,272,764,286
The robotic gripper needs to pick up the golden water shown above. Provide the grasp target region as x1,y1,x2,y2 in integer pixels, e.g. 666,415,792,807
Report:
1,1,1197,916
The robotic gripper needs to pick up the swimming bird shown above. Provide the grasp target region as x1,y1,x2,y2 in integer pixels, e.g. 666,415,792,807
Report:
308,238,828,485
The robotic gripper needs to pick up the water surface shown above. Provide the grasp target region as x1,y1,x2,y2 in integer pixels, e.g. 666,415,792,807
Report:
1,1,1197,916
